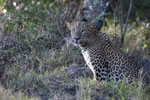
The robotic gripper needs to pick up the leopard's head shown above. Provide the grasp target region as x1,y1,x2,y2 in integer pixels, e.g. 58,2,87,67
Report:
67,21,97,47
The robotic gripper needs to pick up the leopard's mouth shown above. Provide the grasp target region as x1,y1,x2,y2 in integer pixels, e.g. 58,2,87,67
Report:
78,40,88,47
74,38,80,43
72,37,80,44
76,39,88,47
71,38,80,47
73,38,88,47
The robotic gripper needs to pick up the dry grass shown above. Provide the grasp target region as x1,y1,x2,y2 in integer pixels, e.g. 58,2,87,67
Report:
0,84,39,100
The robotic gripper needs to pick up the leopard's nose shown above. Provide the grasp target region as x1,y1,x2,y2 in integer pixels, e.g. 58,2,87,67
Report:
74,37,80,41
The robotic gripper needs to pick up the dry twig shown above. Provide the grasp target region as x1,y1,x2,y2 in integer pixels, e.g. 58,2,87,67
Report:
120,0,133,47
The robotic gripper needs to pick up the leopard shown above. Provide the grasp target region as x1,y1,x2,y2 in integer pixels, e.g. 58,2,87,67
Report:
67,20,147,84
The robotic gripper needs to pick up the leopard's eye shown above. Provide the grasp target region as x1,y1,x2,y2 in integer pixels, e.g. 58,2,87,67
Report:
80,30,86,34
72,28,75,32
81,30,84,34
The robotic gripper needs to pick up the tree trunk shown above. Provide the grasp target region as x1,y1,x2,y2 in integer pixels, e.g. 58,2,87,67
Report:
76,0,109,31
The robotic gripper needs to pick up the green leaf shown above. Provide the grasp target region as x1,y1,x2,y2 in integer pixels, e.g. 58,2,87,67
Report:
0,0,4,5
144,44,147,48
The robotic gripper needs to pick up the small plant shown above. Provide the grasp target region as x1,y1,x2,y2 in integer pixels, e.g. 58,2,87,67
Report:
76,77,150,100
3,69,50,95
0,84,39,100
77,78,94,100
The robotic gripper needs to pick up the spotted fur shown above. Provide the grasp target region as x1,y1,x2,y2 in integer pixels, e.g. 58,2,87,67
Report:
67,21,142,83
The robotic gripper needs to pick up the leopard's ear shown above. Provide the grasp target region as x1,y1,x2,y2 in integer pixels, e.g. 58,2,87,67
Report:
66,22,73,30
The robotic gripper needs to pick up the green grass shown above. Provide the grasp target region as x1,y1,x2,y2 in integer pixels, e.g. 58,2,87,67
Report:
77,78,94,100
76,78,150,100
0,84,39,100
102,18,150,58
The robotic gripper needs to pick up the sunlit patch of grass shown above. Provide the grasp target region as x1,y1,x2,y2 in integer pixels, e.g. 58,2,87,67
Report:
102,18,150,57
